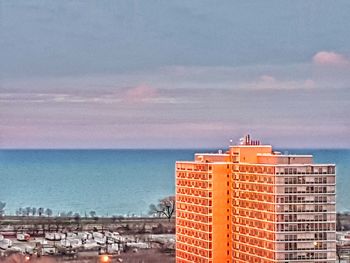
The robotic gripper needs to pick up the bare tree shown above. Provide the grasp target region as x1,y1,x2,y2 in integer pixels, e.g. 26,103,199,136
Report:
45,208,53,217
25,207,32,216
18,207,24,216
38,207,44,216
336,213,343,263
89,211,96,218
0,201,6,216
149,196,175,221
73,212,80,219
32,207,37,216
336,244,342,263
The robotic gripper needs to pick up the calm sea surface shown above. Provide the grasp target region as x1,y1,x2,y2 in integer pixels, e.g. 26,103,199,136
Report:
0,149,349,216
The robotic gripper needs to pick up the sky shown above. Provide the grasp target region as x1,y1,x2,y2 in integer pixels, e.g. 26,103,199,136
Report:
0,0,349,149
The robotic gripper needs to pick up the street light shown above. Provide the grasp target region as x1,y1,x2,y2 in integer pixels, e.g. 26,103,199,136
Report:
100,254,110,262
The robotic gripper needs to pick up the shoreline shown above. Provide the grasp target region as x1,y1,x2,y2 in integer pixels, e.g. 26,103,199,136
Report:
2,211,350,235
0,215,175,237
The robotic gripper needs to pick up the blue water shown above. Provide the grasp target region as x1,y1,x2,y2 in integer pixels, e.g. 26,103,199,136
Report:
0,149,349,216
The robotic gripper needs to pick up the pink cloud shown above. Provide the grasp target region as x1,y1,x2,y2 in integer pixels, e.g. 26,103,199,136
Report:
312,51,350,66
249,75,315,90
260,75,276,83
124,84,158,102
303,79,315,89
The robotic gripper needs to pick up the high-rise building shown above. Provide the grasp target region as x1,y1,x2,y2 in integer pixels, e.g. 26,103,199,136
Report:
176,152,232,263
175,135,336,263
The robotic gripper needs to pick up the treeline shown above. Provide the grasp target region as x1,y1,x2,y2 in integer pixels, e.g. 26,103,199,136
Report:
15,207,53,217
0,201,102,219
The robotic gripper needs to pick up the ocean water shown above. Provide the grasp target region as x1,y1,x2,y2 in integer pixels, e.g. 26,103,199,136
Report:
0,149,349,216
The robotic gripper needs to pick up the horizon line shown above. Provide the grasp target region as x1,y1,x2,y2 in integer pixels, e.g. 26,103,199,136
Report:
1,147,349,150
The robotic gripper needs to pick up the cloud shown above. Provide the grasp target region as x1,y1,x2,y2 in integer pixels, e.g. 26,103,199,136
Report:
311,51,350,86
312,51,350,66
124,84,158,102
0,84,186,106
122,84,191,104
0,92,122,104
260,75,276,83
242,75,315,90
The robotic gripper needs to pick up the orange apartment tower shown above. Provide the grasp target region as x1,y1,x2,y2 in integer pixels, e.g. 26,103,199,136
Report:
175,135,336,263
176,152,232,263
